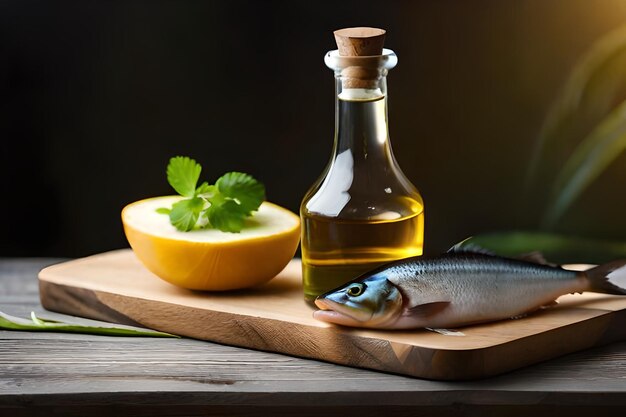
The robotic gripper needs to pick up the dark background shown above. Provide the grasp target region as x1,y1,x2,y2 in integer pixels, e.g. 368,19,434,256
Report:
2,0,626,258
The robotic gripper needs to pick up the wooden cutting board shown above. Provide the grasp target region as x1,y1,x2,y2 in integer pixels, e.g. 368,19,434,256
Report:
38,249,626,381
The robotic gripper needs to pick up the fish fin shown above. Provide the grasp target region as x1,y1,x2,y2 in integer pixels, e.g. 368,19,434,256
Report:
518,251,553,266
404,301,450,318
585,260,626,295
447,238,496,256
449,240,555,265
540,300,559,309
511,301,558,320
425,328,465,337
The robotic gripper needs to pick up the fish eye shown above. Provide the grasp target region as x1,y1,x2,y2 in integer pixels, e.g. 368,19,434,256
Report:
346,283,366,297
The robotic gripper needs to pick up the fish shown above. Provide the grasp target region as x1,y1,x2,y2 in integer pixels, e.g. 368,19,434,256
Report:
313,252,626,330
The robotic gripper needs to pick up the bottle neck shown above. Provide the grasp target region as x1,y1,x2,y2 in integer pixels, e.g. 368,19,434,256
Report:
333,76,392,162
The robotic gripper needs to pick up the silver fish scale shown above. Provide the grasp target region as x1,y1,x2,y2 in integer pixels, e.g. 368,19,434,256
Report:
387,254,574,282
381,253,584,326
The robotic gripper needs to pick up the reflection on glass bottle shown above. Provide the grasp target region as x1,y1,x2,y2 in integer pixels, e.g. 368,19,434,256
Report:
301,29,424,303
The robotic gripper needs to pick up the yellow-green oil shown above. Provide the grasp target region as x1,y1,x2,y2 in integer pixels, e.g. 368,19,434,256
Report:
301,202,424,303
301,84,424,304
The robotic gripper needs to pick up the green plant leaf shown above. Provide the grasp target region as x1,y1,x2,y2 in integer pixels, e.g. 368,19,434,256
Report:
456,232,626,265
543,98,626,227
160,157,265,233
526,26,626,195
0,311,178,338
195,182,216,197
206,199,247,233
169,197,204,231
216,172,265,215
167,156,202,197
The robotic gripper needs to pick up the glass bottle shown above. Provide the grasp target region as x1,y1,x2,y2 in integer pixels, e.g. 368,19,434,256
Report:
300,29,425,303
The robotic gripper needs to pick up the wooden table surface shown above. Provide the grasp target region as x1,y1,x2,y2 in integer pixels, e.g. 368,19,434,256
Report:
2,258,626,417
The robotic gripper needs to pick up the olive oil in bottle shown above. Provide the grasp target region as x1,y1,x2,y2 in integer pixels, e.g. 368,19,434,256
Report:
300,28,424,303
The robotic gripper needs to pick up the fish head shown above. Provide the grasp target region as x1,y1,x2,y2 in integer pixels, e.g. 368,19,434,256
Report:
313,274,403,328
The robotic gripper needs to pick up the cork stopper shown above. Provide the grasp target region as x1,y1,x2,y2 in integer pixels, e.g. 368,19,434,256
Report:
334,27,386,57
333,27,386,89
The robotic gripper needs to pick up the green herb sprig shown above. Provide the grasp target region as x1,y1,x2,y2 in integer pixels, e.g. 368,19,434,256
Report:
0,310,178,338
158,156,265,233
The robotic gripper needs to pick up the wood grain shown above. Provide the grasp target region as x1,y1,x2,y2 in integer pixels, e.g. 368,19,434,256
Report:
3,257,626,416
37,249,626,380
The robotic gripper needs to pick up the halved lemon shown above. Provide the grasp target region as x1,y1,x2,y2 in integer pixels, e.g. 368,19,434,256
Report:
121,196,300,291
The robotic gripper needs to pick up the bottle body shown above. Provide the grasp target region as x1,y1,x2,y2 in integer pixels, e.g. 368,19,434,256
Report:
301,202,424,303
301,57,424,303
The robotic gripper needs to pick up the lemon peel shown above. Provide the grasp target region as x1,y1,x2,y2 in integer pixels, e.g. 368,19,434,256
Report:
122,196,300,291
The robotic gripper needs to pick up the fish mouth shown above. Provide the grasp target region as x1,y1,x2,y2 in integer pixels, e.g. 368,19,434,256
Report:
314,297,334,311
313,297,365,327
314,297,348,314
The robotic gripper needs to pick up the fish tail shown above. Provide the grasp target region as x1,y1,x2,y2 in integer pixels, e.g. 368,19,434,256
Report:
584,260,626,295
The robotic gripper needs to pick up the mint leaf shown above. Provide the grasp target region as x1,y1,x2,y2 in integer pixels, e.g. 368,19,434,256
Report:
216,172,265,215
169,197,204,231
206,199,247,233
156,207,171,215
167,156,201,197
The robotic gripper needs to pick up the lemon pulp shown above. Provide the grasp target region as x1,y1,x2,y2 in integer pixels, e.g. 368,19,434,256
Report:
122,196,300,291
